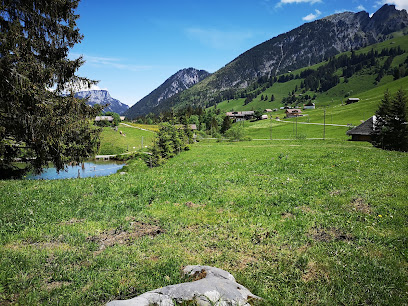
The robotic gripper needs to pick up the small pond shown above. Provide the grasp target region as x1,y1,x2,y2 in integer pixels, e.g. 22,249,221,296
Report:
25,161,125,180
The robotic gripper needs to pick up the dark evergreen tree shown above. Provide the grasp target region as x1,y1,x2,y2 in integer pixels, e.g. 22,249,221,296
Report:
372,89,408,151
0,0,102,175
220,116,232,134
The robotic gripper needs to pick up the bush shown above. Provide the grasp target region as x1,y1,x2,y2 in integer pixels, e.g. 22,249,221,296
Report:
225,125,245,141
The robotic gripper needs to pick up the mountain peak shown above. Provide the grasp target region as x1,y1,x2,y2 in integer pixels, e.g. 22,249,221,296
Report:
74,89,128,115
124,68,210,119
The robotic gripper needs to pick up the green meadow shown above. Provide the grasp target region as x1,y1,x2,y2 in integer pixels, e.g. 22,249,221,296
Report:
98,124,155,155
1,137,407,305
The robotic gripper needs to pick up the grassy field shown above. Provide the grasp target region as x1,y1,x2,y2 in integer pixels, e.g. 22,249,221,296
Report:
1,139,407,305
98,123,155,155
242,119,349,140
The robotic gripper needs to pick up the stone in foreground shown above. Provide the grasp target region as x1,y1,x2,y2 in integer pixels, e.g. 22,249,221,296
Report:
106,265,261,306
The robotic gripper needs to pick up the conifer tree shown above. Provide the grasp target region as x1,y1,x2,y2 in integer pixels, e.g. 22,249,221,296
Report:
220,116,232,134
0,0,101,175
372,89,408,151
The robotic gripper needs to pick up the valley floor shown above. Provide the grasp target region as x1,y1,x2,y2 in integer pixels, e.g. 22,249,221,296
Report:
0,139,407,305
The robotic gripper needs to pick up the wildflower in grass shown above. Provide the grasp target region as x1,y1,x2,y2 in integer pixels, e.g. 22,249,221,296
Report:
378,215,382,218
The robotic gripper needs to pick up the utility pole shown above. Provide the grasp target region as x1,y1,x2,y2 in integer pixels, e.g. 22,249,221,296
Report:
269,115,272,140
323,108,326,140
296,115,298,138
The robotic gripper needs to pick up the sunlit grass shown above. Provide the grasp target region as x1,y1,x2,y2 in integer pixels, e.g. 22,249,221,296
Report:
98,125,155,155
1,139,407,305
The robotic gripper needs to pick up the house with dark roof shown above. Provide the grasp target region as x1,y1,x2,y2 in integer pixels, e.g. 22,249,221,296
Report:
346,98,360,105
303,103,315,110
226,111,255,122
346,116,375,141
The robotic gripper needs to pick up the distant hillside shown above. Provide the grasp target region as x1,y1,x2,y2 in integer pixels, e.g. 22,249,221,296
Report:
125,68,210,119
212,34,408,126
74,90,129,115
151,4,408,114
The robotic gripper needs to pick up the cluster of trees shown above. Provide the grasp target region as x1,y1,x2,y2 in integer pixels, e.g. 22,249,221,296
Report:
0,0,102,177
148,122,193,167
136,106,234,138
281,92,317,107
299,47,405,93
372,89,407,152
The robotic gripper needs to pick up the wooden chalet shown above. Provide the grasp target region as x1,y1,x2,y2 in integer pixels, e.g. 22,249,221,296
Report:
226,111,255,122
285,109,302,118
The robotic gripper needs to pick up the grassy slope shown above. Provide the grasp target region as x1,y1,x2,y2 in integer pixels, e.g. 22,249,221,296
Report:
1,140,407,305
98,124,155,155
213,34,408,127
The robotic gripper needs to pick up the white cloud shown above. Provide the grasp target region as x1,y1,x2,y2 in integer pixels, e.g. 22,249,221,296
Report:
276,0,322,8
376,0,408,10
185,28,254,50
69,53,152,72
302,9,322,21
357,5,366,11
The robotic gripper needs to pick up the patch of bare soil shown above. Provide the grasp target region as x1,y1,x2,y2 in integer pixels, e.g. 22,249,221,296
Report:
87,220,163,255
174,201,205,208
236,254,259,270
329,190,342,196
308,227,353,242
281,212,295,219
44,280,71,291
251,229,276,244
351,197,371,214
295,206,315,214
184,201,203,208
5,241,72,251
302,261,330,283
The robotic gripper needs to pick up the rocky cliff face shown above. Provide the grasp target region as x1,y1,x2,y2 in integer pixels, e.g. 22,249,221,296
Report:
124,68,210,119
74,90,129,115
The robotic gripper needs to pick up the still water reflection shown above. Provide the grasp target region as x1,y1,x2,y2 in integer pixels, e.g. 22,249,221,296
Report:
26,161,125,180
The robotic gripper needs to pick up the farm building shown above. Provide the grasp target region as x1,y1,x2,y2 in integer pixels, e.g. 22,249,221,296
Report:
346,98,360,104
285,109,302,118
264,109,272,112
346,116,375,141
95,116,114,122
303,103,315,110
226,111,255,122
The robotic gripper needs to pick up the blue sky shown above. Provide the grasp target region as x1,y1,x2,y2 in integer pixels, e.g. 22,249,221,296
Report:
70,0,408,106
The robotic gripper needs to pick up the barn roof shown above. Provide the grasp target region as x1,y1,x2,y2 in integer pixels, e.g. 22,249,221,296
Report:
346,116,375,136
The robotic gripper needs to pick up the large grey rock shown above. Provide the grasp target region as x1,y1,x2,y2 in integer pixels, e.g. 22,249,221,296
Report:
106,265,261,306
